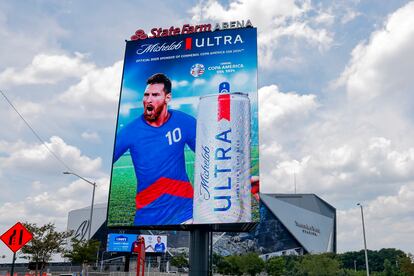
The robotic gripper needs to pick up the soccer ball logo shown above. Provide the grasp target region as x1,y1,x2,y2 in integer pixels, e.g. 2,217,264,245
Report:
190,63,205,77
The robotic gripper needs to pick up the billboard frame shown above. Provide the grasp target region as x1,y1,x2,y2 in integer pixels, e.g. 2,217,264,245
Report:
106,27,259,232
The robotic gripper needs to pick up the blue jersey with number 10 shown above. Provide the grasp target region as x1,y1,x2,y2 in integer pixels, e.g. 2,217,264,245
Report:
113,109,196,226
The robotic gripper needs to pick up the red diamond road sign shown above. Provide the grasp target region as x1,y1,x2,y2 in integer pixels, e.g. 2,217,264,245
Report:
0,222,33,253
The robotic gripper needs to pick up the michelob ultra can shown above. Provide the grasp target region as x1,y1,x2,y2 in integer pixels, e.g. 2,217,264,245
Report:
193,92,251,224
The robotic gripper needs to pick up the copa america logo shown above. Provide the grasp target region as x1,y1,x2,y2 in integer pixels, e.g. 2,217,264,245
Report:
190,63,205,77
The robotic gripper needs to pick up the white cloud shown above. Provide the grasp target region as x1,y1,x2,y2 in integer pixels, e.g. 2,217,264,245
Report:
171,79,190,88
338,181,414,253
336,2,414,104
0,136,102,176
0,53,95,86
31,180,43,190
256,2,414,253
81,131,101,143
314,11,335,26
193,78,206,86
6,99,45,120
189,0,333,69
258,85,318,192
341,9,360,24
56,61,123,119
0,176,109,229
169,95,199,110
59,60,122,108
0,7,68,71
119,103,137,118
232,72,249,87
258,84,318,131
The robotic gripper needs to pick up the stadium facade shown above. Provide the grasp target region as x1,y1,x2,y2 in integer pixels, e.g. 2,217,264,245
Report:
67,194,336,258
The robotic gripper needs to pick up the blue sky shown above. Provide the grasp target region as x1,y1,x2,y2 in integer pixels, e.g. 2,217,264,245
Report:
1,0,414,262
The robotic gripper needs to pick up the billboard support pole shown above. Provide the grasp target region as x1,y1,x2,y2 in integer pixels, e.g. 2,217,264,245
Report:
189,227,210,276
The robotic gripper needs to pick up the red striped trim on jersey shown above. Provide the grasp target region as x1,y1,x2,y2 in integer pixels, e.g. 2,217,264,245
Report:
135,177,193,210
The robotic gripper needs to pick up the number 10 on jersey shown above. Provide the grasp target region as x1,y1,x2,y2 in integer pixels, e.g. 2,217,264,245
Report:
165,128,182,145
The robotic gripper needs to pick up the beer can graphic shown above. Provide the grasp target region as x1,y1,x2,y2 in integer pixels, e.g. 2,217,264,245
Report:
193,92,251,224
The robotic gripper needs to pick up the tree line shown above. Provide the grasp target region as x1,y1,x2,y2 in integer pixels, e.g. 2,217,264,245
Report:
210,250,414,276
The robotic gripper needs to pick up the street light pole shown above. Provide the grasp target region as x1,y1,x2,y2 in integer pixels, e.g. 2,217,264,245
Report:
357,203,369,276
63,171,97,240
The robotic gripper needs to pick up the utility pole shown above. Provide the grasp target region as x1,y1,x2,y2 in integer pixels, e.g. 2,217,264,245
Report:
357,203,369,276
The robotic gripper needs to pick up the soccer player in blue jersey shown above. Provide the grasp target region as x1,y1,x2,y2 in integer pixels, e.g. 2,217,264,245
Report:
154,236,166,253
114,73,196,226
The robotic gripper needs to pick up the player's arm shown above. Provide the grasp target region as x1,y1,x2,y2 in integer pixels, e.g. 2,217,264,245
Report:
113,126,130,163
186,115,197,152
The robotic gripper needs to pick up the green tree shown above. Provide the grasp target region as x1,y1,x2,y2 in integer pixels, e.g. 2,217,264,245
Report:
21,222,72,276
64,239,100,276
297,253,341,276
383,259,392,276
216,257,232,275
212,252,224,273
283,255,301,276
399,254,414,275
170,254,188,269
339,249,406,273
221,255,244,276
340,269,367,275
241,253,265,276
265,256,286,276
64,239,100,264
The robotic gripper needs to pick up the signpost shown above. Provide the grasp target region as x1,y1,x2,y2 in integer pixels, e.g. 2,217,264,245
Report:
0,222,33,276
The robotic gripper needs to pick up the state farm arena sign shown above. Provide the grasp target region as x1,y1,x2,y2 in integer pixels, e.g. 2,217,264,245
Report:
130,20,253,40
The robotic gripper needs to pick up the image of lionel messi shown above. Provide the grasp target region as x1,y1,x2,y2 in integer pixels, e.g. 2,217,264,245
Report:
113,73,196,226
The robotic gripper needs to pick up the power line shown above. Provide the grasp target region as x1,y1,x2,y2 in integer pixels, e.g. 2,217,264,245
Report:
0,89,73,172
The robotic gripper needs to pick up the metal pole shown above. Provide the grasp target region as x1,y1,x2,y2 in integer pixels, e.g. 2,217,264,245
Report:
63,172,96,240
358,203,369,276
189,227,209,276
10,252,16,276
95,248,99,268
100,251,105,272
88,183,96,240
209,231,213,276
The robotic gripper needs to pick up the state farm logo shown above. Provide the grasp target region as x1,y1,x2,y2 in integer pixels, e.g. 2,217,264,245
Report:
136,41,183,55
184,34,244,50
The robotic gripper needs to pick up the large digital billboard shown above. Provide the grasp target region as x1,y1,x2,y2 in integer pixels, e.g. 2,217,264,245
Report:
107,26,259,228
107,233,167,253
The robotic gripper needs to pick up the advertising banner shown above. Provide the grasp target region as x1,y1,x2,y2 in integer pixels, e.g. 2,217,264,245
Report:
107,233,167,253
107,27,259,228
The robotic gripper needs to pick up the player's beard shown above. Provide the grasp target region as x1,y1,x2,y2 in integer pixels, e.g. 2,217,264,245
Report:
144,104,165,122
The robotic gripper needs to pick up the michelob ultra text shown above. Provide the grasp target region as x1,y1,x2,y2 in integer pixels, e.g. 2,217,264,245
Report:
193,91,251,223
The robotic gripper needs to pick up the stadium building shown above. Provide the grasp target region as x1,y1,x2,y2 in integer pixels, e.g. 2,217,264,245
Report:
256,193,336,258
67,193,336,261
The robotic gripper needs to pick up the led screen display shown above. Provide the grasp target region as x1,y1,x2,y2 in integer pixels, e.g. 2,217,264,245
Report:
107,27,259,228
107,233,167,253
